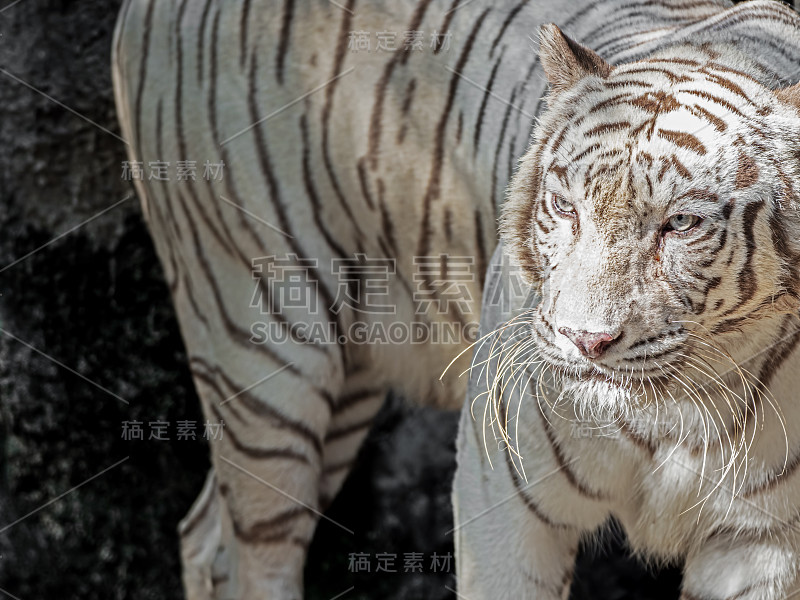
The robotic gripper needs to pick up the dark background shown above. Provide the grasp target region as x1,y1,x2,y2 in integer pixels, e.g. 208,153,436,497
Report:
1,0,770,598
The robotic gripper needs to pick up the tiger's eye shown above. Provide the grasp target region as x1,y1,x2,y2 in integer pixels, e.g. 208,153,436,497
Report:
667,214,700,232
552,194,575,214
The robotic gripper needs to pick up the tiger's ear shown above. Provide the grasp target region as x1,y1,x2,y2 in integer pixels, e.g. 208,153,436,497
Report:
538,23,611,95
775,80,800,109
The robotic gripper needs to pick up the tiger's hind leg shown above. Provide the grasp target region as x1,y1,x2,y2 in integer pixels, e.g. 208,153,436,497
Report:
176,343,391,599
319,383,387,510
178,469,234,600
176,401,388,600
172,335,347,600
178,465,294,600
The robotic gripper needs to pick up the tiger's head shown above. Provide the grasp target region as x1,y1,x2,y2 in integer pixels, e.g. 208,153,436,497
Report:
501,24,800,408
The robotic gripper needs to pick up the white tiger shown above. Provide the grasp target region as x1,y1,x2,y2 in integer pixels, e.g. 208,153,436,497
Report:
111,0,800,597
454,3,800,599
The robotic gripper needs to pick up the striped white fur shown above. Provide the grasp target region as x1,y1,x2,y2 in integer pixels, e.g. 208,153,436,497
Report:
455,2,800,599
111,0,800,597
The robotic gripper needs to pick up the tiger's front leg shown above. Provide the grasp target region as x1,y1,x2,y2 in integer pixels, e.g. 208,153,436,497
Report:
680,535,800,600
452,406,585,600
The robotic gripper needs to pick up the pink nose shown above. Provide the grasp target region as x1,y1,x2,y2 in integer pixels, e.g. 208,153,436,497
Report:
558,327,618,359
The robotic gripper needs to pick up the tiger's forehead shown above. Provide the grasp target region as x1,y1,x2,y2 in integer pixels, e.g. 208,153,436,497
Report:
542,50,779,213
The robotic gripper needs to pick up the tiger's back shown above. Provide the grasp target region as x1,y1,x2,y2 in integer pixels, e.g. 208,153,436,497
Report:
113,0,513,408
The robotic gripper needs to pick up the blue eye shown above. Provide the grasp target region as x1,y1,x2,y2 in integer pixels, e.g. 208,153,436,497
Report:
552,194,575,214
666,214,701,233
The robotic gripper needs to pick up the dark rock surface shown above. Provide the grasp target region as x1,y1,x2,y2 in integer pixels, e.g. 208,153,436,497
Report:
0,2,206,599
0,0,763,598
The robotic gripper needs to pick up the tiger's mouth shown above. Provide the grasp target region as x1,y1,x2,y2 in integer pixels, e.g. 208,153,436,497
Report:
529,321,679,391
577,368,626,386
572,365,674,391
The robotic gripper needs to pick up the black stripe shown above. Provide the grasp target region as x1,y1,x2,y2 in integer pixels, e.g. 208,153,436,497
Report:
276,0,295,84
196,0,213,83
769,211,800,299
325,417,374,443
239,0,252,69
396,78,417,144
474,209,487,291
323,459,354,475
174,1,238,260
203,12,329,350
133,0,157,153
146,98,186,297
433,0,460,54
208,7,221,132
417,7,490,265
540,408,608,500
191,358,241,412
192,357,324,456
503,446,571,530
300,115,349,257
721,200,765,317
490,83,519,210
367,0,435,169
246,51,343,335
229,505,309,544
173,194,213,327
335,388,384,413
376,180,399,255
356,158,377,210
208,402,311,464
489,0,531,58
175,185,305,369
473,48,505,157
320,0,365,241
507,132,517,182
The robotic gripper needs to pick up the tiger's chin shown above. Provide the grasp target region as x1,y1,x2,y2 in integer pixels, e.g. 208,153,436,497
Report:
551,362,680,423
526,318,685,421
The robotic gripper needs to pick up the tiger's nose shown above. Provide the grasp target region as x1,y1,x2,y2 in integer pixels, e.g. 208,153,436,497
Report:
558,327,620,359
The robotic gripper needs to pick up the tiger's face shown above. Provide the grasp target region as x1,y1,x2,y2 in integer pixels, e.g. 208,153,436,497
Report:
502,25,800,401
